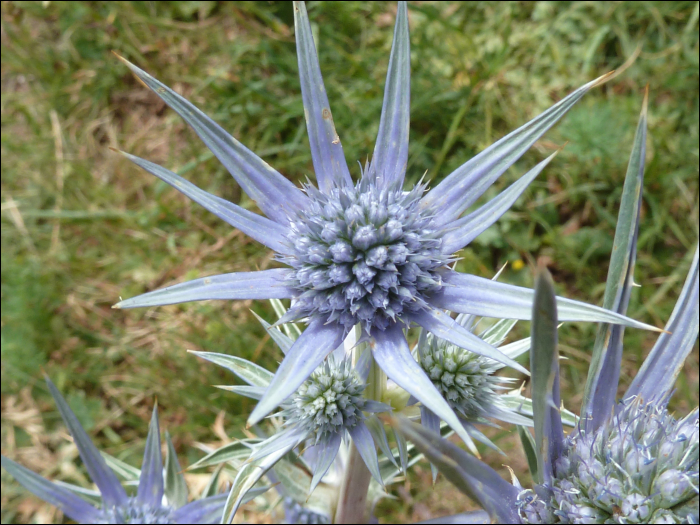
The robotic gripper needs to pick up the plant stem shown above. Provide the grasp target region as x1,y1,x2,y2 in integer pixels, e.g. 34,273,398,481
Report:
334,327,385,523
334,441,373,523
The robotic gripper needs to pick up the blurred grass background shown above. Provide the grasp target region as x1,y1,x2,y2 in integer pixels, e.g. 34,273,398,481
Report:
1,1,698,523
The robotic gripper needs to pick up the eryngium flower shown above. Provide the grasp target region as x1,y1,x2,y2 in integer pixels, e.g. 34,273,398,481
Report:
192,318,391,510
517,398,699,524
287,358,370,441
1,377,226,524
391,95,700,525
111,1,658,445
418,315,530,425
283,177,448,333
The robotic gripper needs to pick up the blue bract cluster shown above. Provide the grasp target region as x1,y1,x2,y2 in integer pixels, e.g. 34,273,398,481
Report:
517,397,700,524
283,178,449,333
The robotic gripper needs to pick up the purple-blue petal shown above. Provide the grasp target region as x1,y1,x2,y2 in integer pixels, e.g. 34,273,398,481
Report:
421,73,612,225
347,421,383,486
137,405,164,507
172,493,228,524
430,270,660,332
114,268,295,309
370,324,479,454
391,417,521,524
117,150,291,254
420,406,440,483
1,456,101,523
309,432,342,495
293,1,353,192
369,1,410,188
164,431,188,509
440,152,557,254
530,268,564,485
115,55,308,224
45,377,128,508
582,93,648,430
248,427,307,463
626,244,699,403
248,319,344,425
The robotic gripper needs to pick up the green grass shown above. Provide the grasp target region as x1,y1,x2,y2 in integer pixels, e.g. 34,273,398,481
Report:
1,1,698,523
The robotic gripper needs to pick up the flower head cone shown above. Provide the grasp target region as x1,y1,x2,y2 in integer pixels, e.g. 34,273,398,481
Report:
1,377,227,524
390,94,699,524
111,1,660,447
190,310,394,517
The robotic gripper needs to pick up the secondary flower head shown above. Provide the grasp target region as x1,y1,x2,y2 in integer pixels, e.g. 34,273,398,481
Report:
1,377,226,525
285,357,369,441
517,398,699,524
418,314,529,425
112,1,658,447
191,313,392,517
394,257,699,525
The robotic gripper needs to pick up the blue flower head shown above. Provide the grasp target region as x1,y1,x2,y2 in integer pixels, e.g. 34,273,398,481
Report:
392,92,700,525
112,1,658,448
1,377,226,524
190,307,394,516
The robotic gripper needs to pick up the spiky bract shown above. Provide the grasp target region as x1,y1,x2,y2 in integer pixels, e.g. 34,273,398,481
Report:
284,357,367,442
518,397,699,524
283,178,449,333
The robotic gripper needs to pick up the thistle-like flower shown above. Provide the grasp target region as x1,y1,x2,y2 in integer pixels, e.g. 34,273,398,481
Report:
112,1,658,448
417,314,532,427
392,93,700,524
190,310,393,517
1,377,226,524
516,395,698,524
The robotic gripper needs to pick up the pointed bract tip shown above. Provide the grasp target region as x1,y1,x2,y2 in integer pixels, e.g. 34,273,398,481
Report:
641,85,649,117
591,70,615,89
112,302,123,309
535,261,554,287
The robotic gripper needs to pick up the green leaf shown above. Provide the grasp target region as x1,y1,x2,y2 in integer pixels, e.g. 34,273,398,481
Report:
582,89,648,424
187,440,261,471
189,351,273,387
517,425,538,481
164,431,188,509
530,267,563,485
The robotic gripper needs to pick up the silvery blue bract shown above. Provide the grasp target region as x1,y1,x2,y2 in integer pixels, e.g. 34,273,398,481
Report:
1,378,226,524
112,1,658,450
